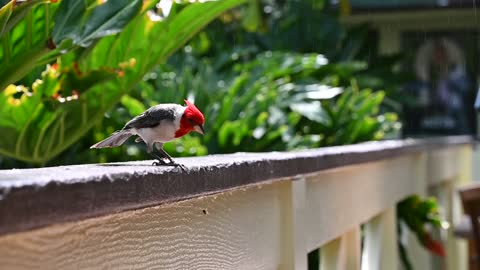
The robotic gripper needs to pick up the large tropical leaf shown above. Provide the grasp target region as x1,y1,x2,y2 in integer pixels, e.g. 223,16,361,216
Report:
0,0,14,37
0,0,142,91
0,0,48,38
0,0,247,164
52,0,142,47
0,1,54,91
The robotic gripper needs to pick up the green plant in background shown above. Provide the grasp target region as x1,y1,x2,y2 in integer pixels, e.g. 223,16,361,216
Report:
290,79,400,147
64,50,399,165
397,195,448,270
0,0,405,167
0,0,143,91
0,0,247,166
0,0,407,165
206,0,411,92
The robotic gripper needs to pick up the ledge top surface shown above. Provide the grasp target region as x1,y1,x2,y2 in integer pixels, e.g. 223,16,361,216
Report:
0,136,473,235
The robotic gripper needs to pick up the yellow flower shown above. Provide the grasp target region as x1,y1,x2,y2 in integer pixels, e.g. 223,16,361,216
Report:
4,85,30,106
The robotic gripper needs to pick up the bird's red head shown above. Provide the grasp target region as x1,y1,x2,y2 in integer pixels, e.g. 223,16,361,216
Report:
175,100,205,138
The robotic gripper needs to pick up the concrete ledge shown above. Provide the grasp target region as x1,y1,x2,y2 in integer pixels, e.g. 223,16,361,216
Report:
0,136,473,236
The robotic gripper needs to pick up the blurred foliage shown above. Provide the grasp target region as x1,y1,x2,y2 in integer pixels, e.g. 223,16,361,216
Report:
397,195,448,270
0,0,247,167
72,0,403,165
0,0,407,167
59,50,399,165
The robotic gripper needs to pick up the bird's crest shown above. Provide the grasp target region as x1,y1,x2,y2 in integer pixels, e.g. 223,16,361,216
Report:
184,100,204,124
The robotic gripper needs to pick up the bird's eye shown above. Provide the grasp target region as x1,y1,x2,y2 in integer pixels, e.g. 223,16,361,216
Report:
188,118,196,125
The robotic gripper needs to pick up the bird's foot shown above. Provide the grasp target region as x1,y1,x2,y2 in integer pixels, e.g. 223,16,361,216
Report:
152,159,186,171
168,161,187,171
152,159,167,166
175,163,187,171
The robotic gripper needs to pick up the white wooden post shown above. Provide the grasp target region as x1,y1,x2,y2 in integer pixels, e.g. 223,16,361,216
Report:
361,207,398,270
446,145,473,270
280,178,308,270
320,227,361,270
404,152,431,270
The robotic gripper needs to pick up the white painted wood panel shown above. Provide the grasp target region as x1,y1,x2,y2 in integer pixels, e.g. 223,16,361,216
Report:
427,148,460,186
286,178,308,270
0,182,290,270
320,227,361,270
445,145,472,270
361,207,398,270
304,156,419,250
404,229,432,270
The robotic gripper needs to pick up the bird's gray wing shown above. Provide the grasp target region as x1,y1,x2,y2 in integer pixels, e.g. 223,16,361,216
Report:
123,105,177,129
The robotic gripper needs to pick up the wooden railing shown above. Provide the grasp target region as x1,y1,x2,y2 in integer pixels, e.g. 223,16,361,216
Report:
0,136,474,270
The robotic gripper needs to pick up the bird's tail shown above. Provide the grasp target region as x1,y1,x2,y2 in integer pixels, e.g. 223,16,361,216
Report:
90,130,132,149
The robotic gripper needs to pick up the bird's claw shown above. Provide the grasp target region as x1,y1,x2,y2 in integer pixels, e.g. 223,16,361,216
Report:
167,161,187,171
174,163,187,171
152,159,187,171
152,158,168,166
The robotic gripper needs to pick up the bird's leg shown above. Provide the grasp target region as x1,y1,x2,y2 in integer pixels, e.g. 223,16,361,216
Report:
149,151,168,166
157,148,175,164
147,143,168,166
154,143,186,171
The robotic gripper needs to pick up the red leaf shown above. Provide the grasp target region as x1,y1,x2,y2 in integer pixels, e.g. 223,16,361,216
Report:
424,234,446,257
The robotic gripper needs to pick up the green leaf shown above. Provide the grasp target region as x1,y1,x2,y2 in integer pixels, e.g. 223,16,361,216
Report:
293,84,343,100
156,0,248,61
0,4,50,89
0,0,248,164
218,121,234,147
334,90,353,124
0,1,57,90
51,0,86,45
59,65,118,95
121,95,145,116
2,0,47,37
52,0,142,47
78,0,142,47
290,101,328,124
32,65,60,97
0,0,14,37
242,0,263,32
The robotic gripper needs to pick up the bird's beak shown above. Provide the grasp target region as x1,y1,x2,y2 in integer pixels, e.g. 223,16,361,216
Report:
193,124,205,135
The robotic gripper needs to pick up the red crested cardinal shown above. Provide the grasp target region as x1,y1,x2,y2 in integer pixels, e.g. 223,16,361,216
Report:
91,100,205,169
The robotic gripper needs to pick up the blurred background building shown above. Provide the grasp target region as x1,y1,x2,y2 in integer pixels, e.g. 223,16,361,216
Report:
339,0,479,137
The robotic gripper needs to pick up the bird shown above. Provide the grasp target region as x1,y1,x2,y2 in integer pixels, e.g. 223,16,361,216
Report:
90,100,205,169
